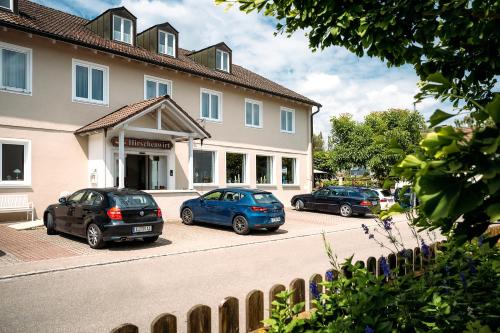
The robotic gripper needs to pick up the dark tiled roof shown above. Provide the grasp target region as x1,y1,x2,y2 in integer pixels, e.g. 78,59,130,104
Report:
0,0,320,107
75,95,211,138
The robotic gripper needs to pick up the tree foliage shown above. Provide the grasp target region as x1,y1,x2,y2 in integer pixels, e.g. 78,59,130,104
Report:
312,132,325,152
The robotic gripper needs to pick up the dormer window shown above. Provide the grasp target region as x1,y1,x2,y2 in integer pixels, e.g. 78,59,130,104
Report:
159,31,175,57
216,49,229,72
0,0,13,11
113,15,133,44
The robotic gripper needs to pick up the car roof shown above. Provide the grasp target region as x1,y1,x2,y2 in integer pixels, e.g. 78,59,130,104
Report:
215,188,270,194
80,188,149,195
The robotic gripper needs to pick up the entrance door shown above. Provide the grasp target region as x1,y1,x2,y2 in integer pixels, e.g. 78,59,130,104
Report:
126,155,147,190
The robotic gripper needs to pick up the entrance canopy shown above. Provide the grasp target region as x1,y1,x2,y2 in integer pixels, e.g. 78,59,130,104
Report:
75,95,211,190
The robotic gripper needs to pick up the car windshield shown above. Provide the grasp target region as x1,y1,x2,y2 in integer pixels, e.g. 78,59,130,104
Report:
253,193,279,204
110,193,157,209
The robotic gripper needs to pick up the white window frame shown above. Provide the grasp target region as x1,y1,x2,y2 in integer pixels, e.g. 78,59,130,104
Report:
216,49,229,72
72,59,109,106
280,107,295,134
158,30,176,57
256,155,275,186
281,156,298,186
244,98,263,128
0,138,31,188
0,41,32,95
143,75,173,100
200,88,223,122
0,0,13,11
193,149,219,186
225,151,249,186
113,15,133,45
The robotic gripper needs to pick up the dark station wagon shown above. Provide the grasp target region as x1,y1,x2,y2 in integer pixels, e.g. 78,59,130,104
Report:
291,186,380,217
44,188,164,248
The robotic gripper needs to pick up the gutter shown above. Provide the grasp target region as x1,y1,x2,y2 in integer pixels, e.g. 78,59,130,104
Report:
311,106,321,189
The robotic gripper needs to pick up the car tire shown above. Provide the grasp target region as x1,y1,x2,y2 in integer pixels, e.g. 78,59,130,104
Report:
294,199,304,211
232,215,250,235
340,204,352,217
86,223,105,249
143,235,159,243
46,212,57,235
181,208,195,225
267,226,280,232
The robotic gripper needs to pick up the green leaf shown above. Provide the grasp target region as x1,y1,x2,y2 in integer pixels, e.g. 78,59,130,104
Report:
484,94,500,124
399,154,423,167
486,203,500,221
429,109,456,127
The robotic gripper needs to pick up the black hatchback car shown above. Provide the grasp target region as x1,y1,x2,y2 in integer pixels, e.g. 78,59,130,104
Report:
291,186,380,217
43,188,164,249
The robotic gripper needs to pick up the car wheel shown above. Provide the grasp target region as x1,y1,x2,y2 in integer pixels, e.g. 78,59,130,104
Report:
86,223,105,249
46,212,57,235
340,204,352,217
143,235,159,243
181,208,194,225
295,199,304,211
233,215,250,235
267,226,280,232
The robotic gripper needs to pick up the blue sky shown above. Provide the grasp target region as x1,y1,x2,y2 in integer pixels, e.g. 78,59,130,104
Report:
33,0,442,137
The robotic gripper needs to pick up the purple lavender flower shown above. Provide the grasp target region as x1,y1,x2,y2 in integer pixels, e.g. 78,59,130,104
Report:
382,219,392,231
380,257,390,278
362,224,369,234
310,281,321,300
468,258,477,274
421,240,430,257
326,270,335,282
460,272,467,289
478,235,484,247
365,325,375,333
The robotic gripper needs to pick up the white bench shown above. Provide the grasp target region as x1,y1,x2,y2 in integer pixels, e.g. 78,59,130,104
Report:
0,194,34,221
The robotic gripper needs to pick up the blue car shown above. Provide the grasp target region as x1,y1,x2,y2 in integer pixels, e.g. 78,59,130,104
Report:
179,188,285,235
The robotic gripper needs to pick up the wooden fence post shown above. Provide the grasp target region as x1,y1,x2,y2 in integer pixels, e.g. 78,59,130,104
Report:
151,313,177,333
289,278,305,312
246,290,264,332
414,247,422,272
366,257,377,276
268,284,285,318
219,297,238,333
110,324,138,333
187,305,211,333
308,274,323,310
405,249,414,274
396,252,406,277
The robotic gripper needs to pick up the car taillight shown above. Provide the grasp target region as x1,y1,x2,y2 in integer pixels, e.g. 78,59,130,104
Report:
380,198,387,202
107,206,123,220
360,200,372,206
251,206,268,212
157,208,162,217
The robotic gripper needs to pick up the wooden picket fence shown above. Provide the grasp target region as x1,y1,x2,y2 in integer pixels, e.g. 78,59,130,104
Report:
110,243,439,333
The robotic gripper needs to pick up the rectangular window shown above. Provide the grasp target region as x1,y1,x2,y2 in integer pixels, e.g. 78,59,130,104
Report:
0,139,31,186
216,49,229,72
200,89,222,121
256,155,273,185
72,59,108,105
159,31,175,57
282,157,296,185
280,107,295,133
0,0,12,10
113,16,133,44
0,42,32,94
226,152,246,184
144,75,172,99
194,150,215,184
245,99,262,128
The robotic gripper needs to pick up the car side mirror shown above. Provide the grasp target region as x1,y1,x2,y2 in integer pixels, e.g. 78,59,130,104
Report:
59,197,68,204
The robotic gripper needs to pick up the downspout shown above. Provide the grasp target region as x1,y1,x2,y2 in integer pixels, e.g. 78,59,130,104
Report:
311,105,321,190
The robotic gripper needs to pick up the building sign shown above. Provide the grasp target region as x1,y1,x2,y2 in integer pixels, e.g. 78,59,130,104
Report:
111,137,173,150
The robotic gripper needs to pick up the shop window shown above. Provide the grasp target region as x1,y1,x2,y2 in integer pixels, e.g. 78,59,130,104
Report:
144,75,172,99
0,41,32,94
281,157,296,185
0,139,30,186
226,152,246,184
256,155,273,184
72,59,108,105
194,150,215,184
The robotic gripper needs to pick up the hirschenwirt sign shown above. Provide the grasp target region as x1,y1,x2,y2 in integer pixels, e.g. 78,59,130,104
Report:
111,137,173,150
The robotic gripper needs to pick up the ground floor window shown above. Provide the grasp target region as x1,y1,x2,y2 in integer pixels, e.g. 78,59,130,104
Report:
256,155,273,184
281,157,296,185
226,152,246,184
194,150,215,184
0,139,30,186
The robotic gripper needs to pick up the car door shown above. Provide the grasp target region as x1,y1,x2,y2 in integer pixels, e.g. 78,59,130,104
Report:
66,190,90,236
215,191,243,225
72,191,104,237
312,188,331,211
328,187,345,213
54,190,86,233
198,190,223,223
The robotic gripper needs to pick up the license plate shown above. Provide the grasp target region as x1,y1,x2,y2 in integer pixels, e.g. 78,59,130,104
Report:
270,217,281,223
133,226,152,233
372,201,378,206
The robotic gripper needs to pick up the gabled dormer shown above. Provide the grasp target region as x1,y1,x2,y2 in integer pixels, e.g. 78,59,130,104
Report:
0,0,18,14
86,7,137,46
188,42,232,74
137,23,178,58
